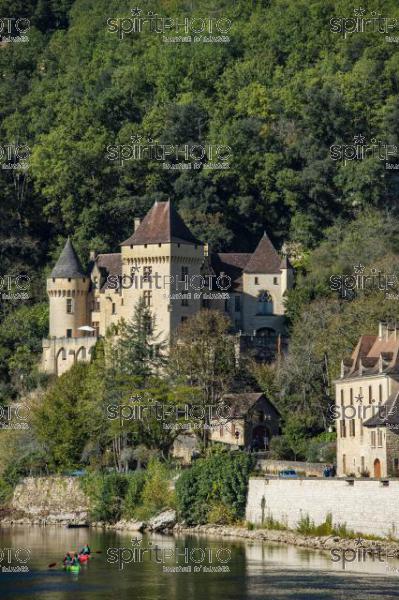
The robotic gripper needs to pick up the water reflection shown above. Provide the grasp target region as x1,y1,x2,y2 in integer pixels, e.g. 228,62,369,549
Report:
0,526,399,600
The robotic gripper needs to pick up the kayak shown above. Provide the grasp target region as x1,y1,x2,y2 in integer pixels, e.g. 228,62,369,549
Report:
78,554,90,563
64,564,80,573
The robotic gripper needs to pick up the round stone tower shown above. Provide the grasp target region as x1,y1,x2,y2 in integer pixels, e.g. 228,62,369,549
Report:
47,238,90,338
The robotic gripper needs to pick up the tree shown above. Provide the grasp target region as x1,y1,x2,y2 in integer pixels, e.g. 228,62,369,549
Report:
169,310,237,444
31,362,89,471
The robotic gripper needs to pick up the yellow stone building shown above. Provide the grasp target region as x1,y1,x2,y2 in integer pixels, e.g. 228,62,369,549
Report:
335,322,399,478
42,200,293,375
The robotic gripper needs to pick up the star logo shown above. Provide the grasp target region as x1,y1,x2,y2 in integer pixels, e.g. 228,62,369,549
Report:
131,8,142,17
131,537,142,547
353,134,365,145
354,537,364,546
130,134,142,144
353,8,366,17
355,393,363,404
353,264,365,274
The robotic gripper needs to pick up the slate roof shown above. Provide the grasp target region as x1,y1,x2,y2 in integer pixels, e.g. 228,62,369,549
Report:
210,253,252,292
121,200,202,246
243,232,281,274
221,392,281,419
363,390,399,428
51,238,85,278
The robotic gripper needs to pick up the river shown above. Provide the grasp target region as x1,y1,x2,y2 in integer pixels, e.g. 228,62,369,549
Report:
1,526,399,599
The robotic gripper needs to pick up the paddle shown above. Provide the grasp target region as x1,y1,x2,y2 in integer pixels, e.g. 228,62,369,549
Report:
48,562,57,568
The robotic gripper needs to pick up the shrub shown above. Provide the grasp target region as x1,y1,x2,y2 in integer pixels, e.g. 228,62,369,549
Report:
175,450,254,526
207,501,236,525
136,458,174,520
81,471,129,523
122,472,147,519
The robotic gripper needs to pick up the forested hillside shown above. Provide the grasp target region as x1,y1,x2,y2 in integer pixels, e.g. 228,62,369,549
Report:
1,0,399,412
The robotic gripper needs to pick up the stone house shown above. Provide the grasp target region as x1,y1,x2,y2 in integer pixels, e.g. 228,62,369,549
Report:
172,392,281,464
335,322,399,478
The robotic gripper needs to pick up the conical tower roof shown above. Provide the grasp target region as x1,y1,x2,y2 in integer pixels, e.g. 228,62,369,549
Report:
244,232,281,274
121,200,202,246
50,238,85,278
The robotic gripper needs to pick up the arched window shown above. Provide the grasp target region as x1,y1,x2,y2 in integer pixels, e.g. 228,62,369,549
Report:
258,290,273,315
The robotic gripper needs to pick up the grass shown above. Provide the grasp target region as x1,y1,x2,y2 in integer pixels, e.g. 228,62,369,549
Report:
246,512,399,544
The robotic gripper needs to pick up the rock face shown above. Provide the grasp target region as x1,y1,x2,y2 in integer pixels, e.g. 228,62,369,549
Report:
5,477,90,525
147,510,177,532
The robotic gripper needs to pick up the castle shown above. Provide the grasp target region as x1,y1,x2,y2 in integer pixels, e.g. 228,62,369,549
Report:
42,200,293,376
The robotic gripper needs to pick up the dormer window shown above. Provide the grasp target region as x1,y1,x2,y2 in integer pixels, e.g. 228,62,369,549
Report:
255,277,259,285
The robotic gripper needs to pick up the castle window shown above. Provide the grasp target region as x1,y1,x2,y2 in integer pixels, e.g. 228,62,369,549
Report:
349,419,355,436
66,329,72,338
371,431,376,447
143,290,152,307
178,243,181,248
394,458,399,471
52,278,55,283
273,277,278,285
181,266,188,278
255,277,259,285
130,245,133,249
112,303,116,315
340,420,346,438
68,278,71,282
369,386,372,404
379,384,382,403
66,298,73,314
235,296,241,312
144,244,147,248
143,266,152,283
350,388,353,405
92,322,100,336
258,290,273,315
340,389,344,406
158,243,162,247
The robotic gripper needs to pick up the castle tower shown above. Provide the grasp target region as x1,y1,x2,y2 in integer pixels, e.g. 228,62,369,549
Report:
120,200,204,345
241,231,290,336
47,238,90,338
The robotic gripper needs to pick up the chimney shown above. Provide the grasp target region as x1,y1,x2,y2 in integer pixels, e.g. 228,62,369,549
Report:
89,250,96,261
134,217,141,231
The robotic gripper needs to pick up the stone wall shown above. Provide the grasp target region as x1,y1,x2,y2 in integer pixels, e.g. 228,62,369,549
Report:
9,477,90,524
246,477,399,537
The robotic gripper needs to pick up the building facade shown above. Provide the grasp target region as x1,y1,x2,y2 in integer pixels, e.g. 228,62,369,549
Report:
335,322,399,478
42,200,293,375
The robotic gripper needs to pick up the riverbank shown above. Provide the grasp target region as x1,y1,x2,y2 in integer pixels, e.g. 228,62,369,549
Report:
174,523,399,556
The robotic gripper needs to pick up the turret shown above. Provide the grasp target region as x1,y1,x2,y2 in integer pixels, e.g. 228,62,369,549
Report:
47,238,89,338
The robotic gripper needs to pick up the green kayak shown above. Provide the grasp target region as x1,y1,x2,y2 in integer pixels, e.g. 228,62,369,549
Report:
64,564,80,573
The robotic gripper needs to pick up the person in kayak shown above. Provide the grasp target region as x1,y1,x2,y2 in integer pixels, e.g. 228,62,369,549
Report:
79,544,91,556
63,553,73,566
71,553,80,566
